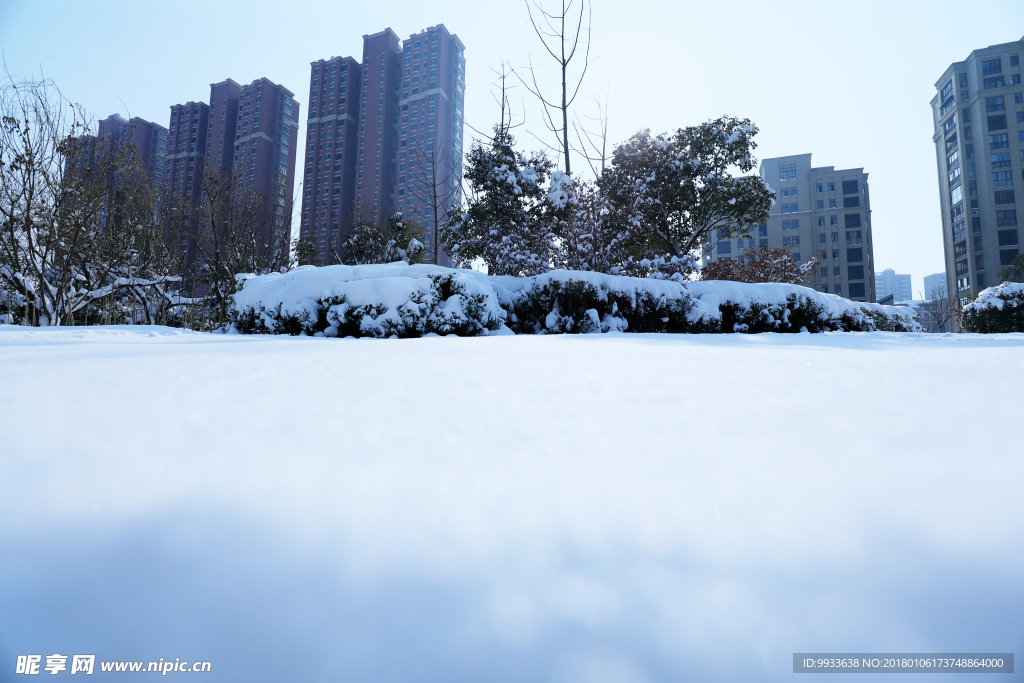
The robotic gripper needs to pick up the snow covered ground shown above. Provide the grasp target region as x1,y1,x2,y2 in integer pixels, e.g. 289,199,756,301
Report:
1,327,1022,682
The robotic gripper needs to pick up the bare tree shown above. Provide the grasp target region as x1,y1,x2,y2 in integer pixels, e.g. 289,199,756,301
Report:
406,137,461,264
514,0,592,175
185,165,288,323
920,286,955,332
0,76,181,326
699,245,819,285
572,88,609,178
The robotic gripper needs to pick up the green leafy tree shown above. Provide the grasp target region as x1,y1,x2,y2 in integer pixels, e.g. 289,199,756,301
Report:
600,117,775,276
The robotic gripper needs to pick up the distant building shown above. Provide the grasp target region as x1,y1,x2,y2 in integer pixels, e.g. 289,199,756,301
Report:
69,113,168,189
703,153,876,302
165,102,209,207
301,24,466,263
923,272,947,299
931,35,1023,306
875,269,913,302
164,78,300,260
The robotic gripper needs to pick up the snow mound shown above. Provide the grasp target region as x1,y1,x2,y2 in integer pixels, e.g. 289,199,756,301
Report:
228,263,505,338
960,281,1024,333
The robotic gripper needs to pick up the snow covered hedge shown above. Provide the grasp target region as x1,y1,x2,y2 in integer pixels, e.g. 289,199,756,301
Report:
491,271,706,334
959,282,1024,333
226,264,918,337
496,272,918,334
227,264,505,338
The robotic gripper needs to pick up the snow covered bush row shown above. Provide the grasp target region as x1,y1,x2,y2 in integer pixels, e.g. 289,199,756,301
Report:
959,282,1024,333
227,264,505,338
499,272,919,334
225,264,918,337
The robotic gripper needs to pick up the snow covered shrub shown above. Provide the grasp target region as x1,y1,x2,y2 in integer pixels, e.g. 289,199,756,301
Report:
227,264,505,338
959,282,1024,333
698,245,818,285
686,281,919,333
502,271,705,334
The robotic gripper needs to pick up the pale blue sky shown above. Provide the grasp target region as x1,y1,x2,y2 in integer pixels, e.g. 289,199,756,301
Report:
2,0,1022,294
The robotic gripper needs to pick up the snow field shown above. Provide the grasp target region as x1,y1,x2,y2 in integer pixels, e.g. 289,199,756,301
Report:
0,327,1022,682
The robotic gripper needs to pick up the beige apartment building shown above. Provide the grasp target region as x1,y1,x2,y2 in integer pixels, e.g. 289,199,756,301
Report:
931,36,1023,306
703,153,876,302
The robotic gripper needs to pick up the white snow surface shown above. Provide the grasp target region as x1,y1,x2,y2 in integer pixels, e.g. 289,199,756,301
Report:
2,327,1022,682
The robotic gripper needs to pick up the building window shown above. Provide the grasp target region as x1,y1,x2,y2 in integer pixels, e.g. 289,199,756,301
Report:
848,283,865,299
816,183,822,193
984,76,1005,90
781,205,789,214
818,217,825,226
831,232,839,242
988,114,1008,130
989,133,1009,150
843,197,860,208
817,200,824,209
832,249,839,260
992,152,1011,168
995,190,1016,205
997,209,1018,226
829,198,836,208
983,59,1002,76
780,163,796,181
1000,249,1020,266
828,182,835,192
994,171,1014,187
782,220,790,229
848,265,864,280
842,179,859,194
985,95,1005,112
818,233,826,243
998,229,1019,246
830,215,838,225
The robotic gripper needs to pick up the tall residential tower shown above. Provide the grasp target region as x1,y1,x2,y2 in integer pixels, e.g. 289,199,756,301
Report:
931,36,1023,305
301,23,466,263
166,77,299,259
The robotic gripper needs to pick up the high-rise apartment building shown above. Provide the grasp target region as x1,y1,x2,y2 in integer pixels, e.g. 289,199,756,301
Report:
95,113,168,188
166,102,210,205
703,153,876,302
165,78,299,258
301,24,466,263
931,36,1023,306
875,269,912,303
923,272,947,299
